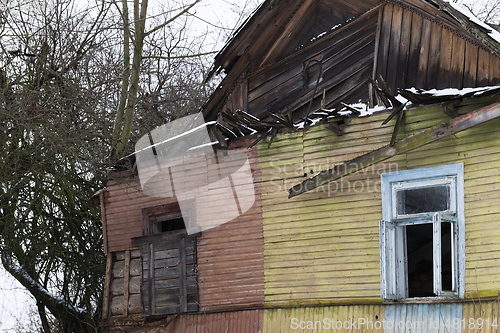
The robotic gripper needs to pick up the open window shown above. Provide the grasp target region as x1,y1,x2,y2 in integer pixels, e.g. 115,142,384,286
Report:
380,163,465,300
132,202,199,316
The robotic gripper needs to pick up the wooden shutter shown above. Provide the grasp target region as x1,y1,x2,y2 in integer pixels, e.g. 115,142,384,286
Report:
132,230,198,316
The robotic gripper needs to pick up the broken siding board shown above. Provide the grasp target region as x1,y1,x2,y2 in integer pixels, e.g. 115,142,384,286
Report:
248,24,377,116
259,0,316,66
450,34,466,89
318,57,374,109
247,7,378,95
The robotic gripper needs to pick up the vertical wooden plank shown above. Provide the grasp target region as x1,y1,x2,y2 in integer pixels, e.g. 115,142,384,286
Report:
142,210,152,236
376,4,394,85
372,6,384,80
416,18,432,88
123,250,130,317
489,55,500,86
477,48,490,87
407,12,422,88
386,5,403,93
450,34,466,89
99,191,108,253
396,8,412,89
179,237,187,312
437,28,453,89
242,79,249,113
149,243,155,316
102,253,113,320
426,23,442,89
464,42,478,87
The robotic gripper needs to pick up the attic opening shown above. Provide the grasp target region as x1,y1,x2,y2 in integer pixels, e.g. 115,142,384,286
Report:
152,213,186,234
142,201,193,236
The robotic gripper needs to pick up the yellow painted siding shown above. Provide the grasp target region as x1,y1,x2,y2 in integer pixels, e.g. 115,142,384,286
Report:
259,113,404,306
404,108,500,297
462,301,500,333
263,305,386,333
259,103,500,307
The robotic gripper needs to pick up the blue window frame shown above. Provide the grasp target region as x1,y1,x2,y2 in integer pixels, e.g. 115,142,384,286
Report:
380,163,465,300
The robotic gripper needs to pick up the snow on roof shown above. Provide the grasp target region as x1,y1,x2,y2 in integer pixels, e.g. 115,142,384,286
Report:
446,0,500,44
296,85,500,130
406,85,500,97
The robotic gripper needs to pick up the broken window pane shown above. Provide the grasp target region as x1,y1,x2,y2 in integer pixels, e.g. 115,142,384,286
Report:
397,185,450,215
406,222,453,297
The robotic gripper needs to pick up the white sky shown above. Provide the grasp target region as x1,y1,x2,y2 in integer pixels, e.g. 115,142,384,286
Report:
0,0,495,330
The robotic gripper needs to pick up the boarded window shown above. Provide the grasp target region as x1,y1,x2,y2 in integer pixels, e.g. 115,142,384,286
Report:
132,204,199,316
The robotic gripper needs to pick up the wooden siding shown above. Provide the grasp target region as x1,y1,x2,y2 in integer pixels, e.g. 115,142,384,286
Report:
246,7,379,119
403,106,500,298
384,303,462,332
263,305,386,332
104,173,177,253
107,249,142,317
106,309,264,333
259,100,500,307
261,303,499,332
197,144,265,312
462,301,500,333
259,112,405,307
376,3,500,93
103,144,265,315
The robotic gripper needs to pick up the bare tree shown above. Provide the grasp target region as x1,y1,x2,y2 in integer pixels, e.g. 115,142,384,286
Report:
457,0,500,24
0,0,117,331
111,0,205,161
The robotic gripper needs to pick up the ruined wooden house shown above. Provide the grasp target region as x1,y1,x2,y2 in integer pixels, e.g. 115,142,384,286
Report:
99,0,500,331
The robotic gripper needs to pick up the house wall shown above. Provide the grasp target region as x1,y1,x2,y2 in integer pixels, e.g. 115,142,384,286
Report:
101,144,265,323
258,105,500,307
376,3,500,94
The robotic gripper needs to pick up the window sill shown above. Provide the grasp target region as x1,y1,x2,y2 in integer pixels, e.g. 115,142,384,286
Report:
384,296,463,304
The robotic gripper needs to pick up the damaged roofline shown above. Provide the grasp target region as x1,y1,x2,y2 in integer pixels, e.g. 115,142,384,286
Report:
288,100,500,198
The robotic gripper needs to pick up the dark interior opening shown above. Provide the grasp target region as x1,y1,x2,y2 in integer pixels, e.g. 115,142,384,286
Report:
406,223,452,297
154,216,186,233
397,185,450,215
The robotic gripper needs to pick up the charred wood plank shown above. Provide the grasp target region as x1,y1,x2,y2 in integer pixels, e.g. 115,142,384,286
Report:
390,110,405,146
